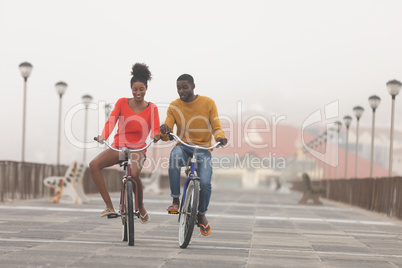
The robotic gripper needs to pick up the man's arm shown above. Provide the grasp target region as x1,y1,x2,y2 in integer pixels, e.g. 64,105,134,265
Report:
210,100,227,146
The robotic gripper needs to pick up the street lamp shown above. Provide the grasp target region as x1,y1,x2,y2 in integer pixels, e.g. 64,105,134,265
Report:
105,103,113,119
353,106,364,178
334,121,342,179
326,127,337,179
324,130,335,179
82,94,93,164
305,141,313,176
368,95,381,178
343,115,352,178
19,62,33,162
314,138,321,179
321,132,327,179
55,81,68,166
386,79,402,177
301,146,307,174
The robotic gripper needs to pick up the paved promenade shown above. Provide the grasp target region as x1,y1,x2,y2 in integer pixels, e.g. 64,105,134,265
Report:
1,188,402,268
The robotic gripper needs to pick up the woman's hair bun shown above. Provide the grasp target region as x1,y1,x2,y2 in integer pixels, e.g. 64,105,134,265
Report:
131,63,152,82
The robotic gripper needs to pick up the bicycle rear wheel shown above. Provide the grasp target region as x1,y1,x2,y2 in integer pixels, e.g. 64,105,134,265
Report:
178,179,200,248
125,180,135,246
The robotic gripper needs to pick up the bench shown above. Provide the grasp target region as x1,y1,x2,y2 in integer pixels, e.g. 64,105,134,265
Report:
43,161,89,204
298,173,325,205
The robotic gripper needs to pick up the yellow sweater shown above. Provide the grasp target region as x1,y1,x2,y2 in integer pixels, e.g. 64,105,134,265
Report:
162,95,225,146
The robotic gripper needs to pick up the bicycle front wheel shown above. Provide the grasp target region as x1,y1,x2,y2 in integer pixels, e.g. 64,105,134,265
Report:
178,179,200,248
125,180,135,246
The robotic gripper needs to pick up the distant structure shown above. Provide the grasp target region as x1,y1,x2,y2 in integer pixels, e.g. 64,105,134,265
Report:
143,106,402,189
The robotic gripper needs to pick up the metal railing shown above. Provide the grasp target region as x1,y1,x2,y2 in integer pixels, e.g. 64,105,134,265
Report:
0,161,66,202
0,161,125,203
292,176,402,219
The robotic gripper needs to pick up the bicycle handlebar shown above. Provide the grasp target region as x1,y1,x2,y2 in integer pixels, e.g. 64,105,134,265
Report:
93,137,153,153
168,132,221,150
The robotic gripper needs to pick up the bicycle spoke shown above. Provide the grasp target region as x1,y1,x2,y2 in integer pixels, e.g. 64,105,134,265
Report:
178,179,200,248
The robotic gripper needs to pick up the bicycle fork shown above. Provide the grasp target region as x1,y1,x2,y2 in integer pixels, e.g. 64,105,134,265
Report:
178,150,200,221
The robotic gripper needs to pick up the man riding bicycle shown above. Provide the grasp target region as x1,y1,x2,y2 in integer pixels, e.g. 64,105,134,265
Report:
160,73,227,236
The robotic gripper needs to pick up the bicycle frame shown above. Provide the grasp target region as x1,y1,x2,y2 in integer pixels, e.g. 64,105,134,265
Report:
181,148,198,205
98,139,153,217
168,133,221,214
168,132,222,248
120,152,138,217
94,137,153,246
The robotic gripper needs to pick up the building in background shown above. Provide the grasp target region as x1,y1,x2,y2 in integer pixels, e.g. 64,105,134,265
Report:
141,110,401,189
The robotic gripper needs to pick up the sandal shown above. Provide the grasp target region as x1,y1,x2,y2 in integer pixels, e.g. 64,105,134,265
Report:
101,208,116,217
139,212,150,224
199,223,212,236
167,204,179,212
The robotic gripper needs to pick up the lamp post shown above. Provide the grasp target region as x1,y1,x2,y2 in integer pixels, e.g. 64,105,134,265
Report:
311,139,318,179
343,115,352,178
334,121,342,179
105,103,113,119
19,62,33,162
386,79,402,177
82,94,93,164
368,95,381,178
314,138,321,179
325,128,335,198
326,128,336,179
321,132,327,179
353,106,364,178
55,82,68,166
306,141,313,176
301,147,307,174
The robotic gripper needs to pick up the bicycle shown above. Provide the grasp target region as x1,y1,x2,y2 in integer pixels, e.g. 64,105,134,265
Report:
167,132,222,248
94,137,153,246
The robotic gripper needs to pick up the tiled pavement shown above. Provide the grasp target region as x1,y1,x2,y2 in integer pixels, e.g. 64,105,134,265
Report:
1,188,402,267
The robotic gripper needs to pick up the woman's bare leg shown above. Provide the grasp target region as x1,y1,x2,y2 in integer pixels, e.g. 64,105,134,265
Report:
89,148,120,211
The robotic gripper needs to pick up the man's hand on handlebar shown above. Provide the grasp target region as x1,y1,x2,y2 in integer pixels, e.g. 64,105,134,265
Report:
160,124,172,135
216,137,228,146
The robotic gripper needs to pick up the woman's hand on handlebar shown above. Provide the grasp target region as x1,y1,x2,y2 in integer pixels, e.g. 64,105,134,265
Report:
216,137,228,146
160,124,171,135
94,135,105,144
152,134,161,143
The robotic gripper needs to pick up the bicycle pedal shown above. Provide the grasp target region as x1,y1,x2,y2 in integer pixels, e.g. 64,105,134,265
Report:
107,213,120,219
168,211,179,214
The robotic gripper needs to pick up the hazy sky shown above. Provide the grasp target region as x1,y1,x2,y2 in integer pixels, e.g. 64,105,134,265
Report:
2,0,402,165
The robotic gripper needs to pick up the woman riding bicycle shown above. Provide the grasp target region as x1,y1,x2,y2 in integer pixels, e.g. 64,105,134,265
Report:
90,63,160,223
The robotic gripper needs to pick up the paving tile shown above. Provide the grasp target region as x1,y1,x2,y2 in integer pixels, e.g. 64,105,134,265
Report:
1,188,402,267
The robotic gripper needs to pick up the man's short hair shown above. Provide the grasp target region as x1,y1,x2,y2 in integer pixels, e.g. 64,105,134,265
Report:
177,74,194,84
